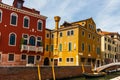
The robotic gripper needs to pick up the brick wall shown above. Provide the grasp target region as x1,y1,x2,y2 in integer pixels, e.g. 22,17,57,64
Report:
0,66,92,80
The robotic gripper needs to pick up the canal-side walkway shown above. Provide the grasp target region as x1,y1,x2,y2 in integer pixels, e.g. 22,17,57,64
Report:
110,76,120,80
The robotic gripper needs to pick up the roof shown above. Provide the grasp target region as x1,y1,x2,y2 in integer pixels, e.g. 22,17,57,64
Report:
98,31,119,36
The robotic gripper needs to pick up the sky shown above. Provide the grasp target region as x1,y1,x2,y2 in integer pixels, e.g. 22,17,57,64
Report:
2,0,120,33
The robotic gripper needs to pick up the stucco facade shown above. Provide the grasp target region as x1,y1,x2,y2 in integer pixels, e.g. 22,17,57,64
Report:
0,0,47,66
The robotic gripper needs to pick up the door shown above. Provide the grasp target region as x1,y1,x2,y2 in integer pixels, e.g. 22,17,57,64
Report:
28,56,34,64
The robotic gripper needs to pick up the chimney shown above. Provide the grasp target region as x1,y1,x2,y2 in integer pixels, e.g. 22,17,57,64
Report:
13,0,24,8
54,16,61,30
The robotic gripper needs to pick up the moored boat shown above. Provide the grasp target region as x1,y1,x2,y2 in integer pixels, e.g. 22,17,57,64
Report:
83,72,106,78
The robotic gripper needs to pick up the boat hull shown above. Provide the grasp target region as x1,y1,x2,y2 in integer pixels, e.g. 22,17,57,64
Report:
83,72,106,78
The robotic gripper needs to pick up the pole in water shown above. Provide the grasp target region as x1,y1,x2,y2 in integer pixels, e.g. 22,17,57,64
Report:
52,60,56,80
37,64,41,80
82,63,85,73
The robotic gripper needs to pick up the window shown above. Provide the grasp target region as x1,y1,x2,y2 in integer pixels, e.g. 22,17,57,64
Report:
66,58,69,62
0,53,1,61
67,30,74,36
59,58,62,62
10,13,18,26
108,45,111,51
82,43,84,51
9,33,16,46
66,58,74,62
36,55,40,61
96,47,100,54
67,31,70,36
50,45,54,52
70,58,74,62
23,16,29,28
37,37,42,46
71,30,74,35
46,45,49,51
60,32,62,37
21,54,26,60
82,31,85,36
51,34,54,38
46,33,49,38
37,20,42,31
68,42,72,51
29,36,36,46
59,44,62,51
8,54,14,61
88,34,91,38
0,10,2,23
105,37,107,41
88,45,91,52
22,34,28,45
105,43,106,50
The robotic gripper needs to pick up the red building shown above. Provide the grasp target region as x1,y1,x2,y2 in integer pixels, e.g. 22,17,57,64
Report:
0,0,47,66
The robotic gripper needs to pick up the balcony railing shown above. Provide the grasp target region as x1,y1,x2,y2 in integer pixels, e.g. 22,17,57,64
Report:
21,44,43,53
21,45,28,52
28,46,36,52
36,47,43,52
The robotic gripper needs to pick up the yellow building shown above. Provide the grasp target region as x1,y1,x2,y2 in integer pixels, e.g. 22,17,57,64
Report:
43,29,52,65
44,16,101,66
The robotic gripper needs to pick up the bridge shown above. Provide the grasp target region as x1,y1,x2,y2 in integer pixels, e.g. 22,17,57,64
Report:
95,62,120,72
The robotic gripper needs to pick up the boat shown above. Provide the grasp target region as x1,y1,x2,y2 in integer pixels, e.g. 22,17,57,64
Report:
83,72,106,78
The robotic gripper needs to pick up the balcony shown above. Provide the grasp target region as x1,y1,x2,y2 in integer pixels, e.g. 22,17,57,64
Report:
36,47,43,53
21,45,43,53
21,45,28,52
28,46,36,52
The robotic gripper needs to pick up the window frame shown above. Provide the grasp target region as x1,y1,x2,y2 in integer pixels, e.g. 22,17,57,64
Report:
8,53,15,62
46,45,49,51
46,33,50,38
0,9,3,23
36,36,42,47
68,42,72,51
9,32,17,46
59,44,62,52
23,16,30,29
0,52,2,62
36,55,41,61
37,20,43,31
71,30,74,35
22,34,29,45
21,54,26,61
82,43,84,51
10,12,18,26
59,58,62,62
59,32,62,37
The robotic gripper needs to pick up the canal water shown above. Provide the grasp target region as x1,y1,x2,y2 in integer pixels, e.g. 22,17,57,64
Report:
66,71,120,80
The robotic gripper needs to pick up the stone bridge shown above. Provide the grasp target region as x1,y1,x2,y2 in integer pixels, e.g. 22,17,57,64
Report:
95,62,120,72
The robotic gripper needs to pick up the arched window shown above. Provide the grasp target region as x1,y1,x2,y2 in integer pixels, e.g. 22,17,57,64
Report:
10,12,18,26
9,33,16,46
0,9,3,23
23,16,30,28
29,36,36,46
37,20,43,31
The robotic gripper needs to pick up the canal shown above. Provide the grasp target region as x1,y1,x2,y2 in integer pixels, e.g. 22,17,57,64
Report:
65,71,120,80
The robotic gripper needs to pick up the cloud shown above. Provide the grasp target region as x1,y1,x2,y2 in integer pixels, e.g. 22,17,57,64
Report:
2,0,120,33
96,0,120,33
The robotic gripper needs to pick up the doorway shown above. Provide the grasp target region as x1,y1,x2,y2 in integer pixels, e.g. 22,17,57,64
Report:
44,57,49,65
28,56,35,64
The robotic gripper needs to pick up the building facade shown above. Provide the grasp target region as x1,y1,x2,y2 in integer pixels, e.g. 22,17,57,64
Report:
98,30,120,64
45,16,101,66
0,0,47,66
